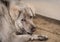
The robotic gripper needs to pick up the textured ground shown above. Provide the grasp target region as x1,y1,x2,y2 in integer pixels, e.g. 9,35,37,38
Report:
32,14,60,42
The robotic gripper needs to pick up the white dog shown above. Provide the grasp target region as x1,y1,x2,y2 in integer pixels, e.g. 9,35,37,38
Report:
0,0,48,42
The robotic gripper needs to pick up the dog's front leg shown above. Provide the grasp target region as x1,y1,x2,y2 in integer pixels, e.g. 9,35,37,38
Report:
12,34,32,42
13,34,48,42
30,35,48,41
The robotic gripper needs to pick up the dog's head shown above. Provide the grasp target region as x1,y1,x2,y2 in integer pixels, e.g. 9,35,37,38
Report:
10,3,36,35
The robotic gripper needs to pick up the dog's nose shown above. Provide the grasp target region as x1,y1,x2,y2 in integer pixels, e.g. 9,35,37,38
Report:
31,26,36,32
27,26,36,35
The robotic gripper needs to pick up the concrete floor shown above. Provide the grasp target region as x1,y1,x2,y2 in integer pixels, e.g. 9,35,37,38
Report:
31,14,60,42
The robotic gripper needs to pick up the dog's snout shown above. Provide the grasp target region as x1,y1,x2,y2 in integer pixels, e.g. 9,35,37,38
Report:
27,26,36,35
31,26,36,32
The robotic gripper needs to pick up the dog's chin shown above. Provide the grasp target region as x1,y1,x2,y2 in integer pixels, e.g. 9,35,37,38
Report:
27,32,33,35
16,31,24,35
15,28,35,35
16,31,33,35
26,30,36,35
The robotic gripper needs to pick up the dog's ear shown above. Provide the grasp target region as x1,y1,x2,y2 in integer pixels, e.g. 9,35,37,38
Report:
9,4,22,20
26,4,36,17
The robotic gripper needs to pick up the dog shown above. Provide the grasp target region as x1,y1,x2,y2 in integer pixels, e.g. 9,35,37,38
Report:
0,0,48,42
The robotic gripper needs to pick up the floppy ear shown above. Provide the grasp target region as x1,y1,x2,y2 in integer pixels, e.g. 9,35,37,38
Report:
26,4,36,16
9,4,21,20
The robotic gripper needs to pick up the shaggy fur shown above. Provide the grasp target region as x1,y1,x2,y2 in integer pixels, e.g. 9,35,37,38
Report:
0,0,48,42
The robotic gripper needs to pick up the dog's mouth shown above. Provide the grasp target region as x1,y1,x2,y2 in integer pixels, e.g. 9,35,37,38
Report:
16,28,26,35
31,27,36,32
16,27,36,35
16,31,33,35
27,27,36,35
27,31,33,35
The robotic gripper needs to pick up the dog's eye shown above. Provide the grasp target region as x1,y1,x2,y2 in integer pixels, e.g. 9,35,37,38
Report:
21,19,26,21
30,16,33,18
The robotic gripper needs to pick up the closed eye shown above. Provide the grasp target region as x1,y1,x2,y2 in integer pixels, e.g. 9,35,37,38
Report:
21,19,26,21
30,16,33,19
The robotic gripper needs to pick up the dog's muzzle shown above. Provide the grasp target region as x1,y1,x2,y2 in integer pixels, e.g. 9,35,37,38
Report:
31,26,36,32
27,26,36,35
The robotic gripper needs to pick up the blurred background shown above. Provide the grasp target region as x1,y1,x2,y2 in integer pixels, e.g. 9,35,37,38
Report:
22,0,60,20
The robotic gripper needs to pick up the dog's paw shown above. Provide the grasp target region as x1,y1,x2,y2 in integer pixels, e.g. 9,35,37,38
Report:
38,35,48,41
